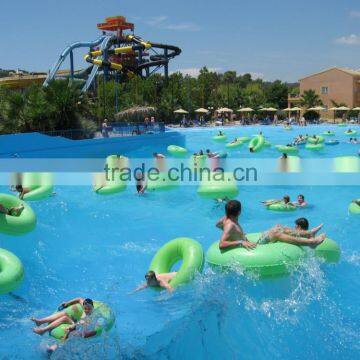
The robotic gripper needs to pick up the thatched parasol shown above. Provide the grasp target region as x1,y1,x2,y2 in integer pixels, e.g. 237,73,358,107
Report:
115,106,156,122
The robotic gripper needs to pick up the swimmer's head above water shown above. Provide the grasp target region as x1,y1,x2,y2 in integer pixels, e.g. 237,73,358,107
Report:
225,200,241,218
83,298,94,315
145,271,159,286
283,195,290,204
295,217,309,230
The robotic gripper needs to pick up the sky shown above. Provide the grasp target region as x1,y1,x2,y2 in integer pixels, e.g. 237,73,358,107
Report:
1,0,360,82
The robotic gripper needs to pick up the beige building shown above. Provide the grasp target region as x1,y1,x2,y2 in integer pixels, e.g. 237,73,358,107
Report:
289,67,360,119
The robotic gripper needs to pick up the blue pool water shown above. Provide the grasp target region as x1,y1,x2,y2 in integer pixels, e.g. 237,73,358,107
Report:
0,125,359,359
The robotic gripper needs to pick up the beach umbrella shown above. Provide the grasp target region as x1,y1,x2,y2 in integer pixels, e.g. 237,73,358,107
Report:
217,107,233,113
194,108,209,113
336,106,350,111
291,107,302,111
308,106,325,111
258,107,268,111
174,108,189,114
115,106,155,121
266,107,278,112
283,107,291,111
237,107,254,112
352,107,360,111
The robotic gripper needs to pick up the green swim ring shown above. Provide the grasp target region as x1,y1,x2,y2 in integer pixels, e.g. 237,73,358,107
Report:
21,173,53,201
237,136,250,143
212,134,227,142
197,171,239,199
149,237,204,288
248,135,265,152
146,171,178,191
94,155,128,195
50,301,115,341
226,139,243,149
0,194,36,236
0,248,24,294
338,123,346,127
206,233,340,277
344,130,358,136
167,145,188,157
276,145,298,155
322,131,335,136
307,136,325,144
305,143,324,151
349,200,360,214
266,202,297,212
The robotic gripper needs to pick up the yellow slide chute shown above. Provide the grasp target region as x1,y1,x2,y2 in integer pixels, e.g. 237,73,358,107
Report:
84,35,152,71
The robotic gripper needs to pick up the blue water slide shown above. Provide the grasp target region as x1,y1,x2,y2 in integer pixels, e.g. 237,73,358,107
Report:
82,35,115,92
43,35,110,88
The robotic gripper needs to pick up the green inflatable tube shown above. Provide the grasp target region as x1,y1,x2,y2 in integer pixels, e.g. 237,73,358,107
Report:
237,136,250,143
206,233,340,277
0,248,24,294
249,135,265,152
147,171,178,191
338,123,346,127
276,145,298,155
266,202,297,212
226,140,243,149
94,155,128,195
349,200,360,214
307,136,324,144
50,301,115,341
197,171,239,199
333,156,360,173
212,135,227,142
21,173,53,201
167,145,188,157
0,194,36,236
322,131,335,136
344,130,357,136
305,143,324,151
149,237,204,288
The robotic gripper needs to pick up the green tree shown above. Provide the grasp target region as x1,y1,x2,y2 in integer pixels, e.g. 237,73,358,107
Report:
300,89,323,109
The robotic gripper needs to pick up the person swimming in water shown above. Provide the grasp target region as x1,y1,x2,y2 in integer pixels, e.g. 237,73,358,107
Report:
258,218,325,246
31,297,95,336
216,200,257,250
14,184,30,200
135,170,147,194
292,194,308,207
229,137,239,144
352,199,360,206
218,131,224,136
262,195,295,207
132,270,176,293
0,202,24,217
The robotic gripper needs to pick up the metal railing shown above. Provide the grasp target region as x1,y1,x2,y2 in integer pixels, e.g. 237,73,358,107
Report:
40,122,165,140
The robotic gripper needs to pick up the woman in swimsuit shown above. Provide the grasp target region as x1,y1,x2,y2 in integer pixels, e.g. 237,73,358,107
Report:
31,298,94,336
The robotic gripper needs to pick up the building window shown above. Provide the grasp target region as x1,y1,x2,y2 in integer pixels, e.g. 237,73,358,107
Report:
321,86,329,94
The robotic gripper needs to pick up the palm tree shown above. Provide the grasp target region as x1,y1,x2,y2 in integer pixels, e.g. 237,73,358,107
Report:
300,89,323,109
